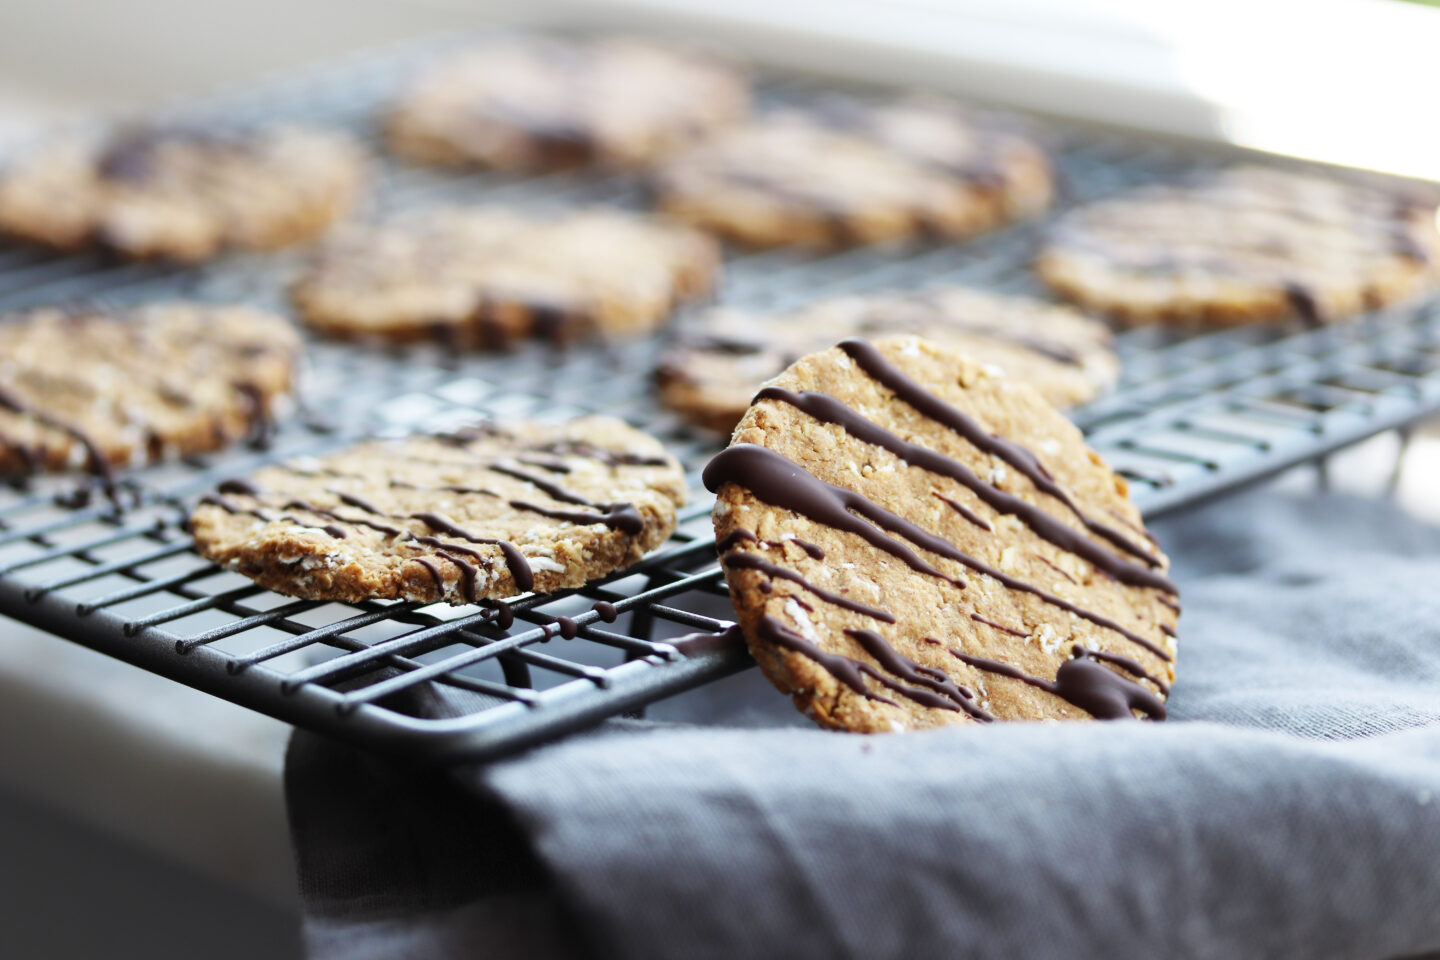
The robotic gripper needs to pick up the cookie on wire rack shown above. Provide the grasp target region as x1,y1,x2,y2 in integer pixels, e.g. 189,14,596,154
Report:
652,96,1053,249
190,417,686,605
0,302,302,481
1037,165,1440,327
291,206,721,348
705,335,1177,732
0,124,366,262
384,35,751,171
657,286,1118,433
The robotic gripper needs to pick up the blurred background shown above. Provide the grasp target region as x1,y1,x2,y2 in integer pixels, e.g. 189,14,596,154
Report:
0,1,1437,958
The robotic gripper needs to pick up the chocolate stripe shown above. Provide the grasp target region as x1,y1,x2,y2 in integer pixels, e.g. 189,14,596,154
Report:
837,338,1161,568
723,551,895,623
948,647,1166,720
844,628,991,721
756,385,1176,594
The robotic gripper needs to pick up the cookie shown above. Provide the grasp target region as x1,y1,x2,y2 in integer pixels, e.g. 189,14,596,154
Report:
384,35,750,171
657,286,1118,433
189,417,685,605
291,206,721,347
1037,165,1440,326
0,302,301,480
652,97,1053,249
705,335,1177,731
0,124,366,262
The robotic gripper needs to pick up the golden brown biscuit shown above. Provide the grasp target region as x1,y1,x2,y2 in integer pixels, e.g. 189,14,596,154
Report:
190,417,685,605
291,206,720,347
0,125,366,261
653,97,1053,249
384,36,750,170
706,336,1177,731
1037,166,1440,326
0,302,301,480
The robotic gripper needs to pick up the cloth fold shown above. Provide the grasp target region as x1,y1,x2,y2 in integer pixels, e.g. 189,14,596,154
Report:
286,489,1440,960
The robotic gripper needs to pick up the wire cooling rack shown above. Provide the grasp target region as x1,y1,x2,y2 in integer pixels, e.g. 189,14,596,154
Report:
2,38,1439,761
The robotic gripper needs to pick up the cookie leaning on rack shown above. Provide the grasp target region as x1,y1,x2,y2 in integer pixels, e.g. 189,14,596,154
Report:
189,417,686,605
706,336,1177,732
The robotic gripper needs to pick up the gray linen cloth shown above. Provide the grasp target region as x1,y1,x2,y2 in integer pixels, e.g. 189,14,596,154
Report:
285,488,1440,960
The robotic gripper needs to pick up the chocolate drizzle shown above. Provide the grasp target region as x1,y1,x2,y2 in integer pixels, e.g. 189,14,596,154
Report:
948,646,1165,720
969,612,1028,638
0,383,120,508
754,385,1175,593
934,492,992,531
491,462,643,534
409,512,534,593
410,556,447,593
837,339,1160,568
723,551,894,623
199,493,346,539
704,444,962,587
1284,281,1324,328
754,615,897,709
844,628,991,720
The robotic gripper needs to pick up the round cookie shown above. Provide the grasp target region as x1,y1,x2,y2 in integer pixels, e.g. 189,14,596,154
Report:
190,417,685,605
0,124,366,261
652,97,1053,249
1037,165,1440,326
0,302,301,479
384,36,750,171
705,336,1177,731
657,286,1118,433
291,206,721,347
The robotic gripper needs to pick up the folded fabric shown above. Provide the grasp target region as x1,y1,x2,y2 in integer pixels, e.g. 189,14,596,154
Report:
286,488,1440,960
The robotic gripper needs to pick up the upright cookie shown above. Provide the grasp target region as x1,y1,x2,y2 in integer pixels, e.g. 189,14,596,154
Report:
190,417,685,604
0,125,366,261
1037,165,1440,326
706,336,1176,731
384,36,750,170
657,286,1118,432
0,302,301,480
652,97,1053,249
291,206,720,347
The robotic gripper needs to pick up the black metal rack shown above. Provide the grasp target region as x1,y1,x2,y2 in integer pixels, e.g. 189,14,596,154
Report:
2,38,1438,762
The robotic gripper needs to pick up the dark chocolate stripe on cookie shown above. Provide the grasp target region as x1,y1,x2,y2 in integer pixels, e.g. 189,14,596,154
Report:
409,512,533,593
838,338,1159,568
488,463,645,534
705,443,1170,660
723,550,895,623
755,615,899,709
0,383,119,506
948,647,1166,720
844,628,991,720
704,444,961,587
755,385,1176,594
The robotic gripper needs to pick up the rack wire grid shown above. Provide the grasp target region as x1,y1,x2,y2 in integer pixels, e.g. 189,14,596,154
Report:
2,37,1439,762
